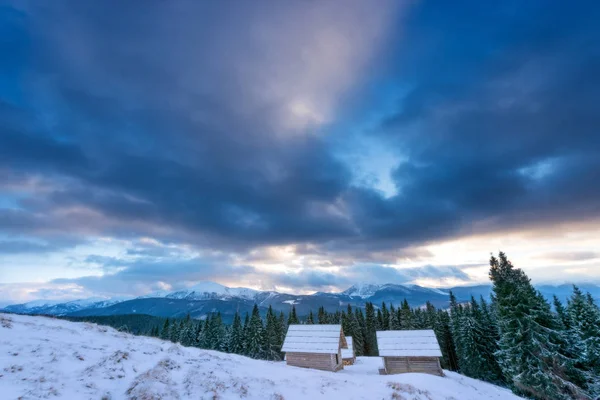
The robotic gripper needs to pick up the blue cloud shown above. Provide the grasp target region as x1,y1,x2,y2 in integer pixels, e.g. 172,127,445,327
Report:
0,0,599,292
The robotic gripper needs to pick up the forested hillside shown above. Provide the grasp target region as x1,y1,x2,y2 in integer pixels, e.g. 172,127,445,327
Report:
63,253,600,400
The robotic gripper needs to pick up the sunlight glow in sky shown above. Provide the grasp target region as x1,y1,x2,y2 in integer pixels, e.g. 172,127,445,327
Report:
1,0,599,303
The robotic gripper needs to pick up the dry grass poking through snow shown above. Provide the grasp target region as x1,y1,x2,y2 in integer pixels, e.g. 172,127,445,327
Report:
0,313,524,400
1,315,13,328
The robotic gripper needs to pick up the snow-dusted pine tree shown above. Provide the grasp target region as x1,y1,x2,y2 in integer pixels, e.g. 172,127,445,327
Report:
567,286,600,396
228,312,244,354
389,304,400,330
490,252,590,400
246,304,264,359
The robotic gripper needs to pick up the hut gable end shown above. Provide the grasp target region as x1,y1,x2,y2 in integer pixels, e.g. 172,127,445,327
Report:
341,336,354,359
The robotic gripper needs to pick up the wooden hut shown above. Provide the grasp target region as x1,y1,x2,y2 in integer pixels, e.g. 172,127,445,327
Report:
376,330,444,376
282,324,348,372
341,336,355,365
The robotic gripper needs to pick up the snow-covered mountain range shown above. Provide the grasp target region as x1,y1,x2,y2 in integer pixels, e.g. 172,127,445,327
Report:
3,281,599,320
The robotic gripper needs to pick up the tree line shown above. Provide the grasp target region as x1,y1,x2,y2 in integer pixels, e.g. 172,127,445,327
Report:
77,252,600,400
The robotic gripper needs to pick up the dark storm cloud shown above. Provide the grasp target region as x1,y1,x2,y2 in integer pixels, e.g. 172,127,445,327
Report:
350,0,600,243
1,0,375,250
0,0,599,291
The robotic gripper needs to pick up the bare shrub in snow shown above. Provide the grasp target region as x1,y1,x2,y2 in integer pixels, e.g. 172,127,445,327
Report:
1,315,12,328
388,382,434,400
84,350,131,380
126,358,180,400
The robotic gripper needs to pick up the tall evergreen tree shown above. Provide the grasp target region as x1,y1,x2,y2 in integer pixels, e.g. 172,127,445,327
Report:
389,304,400,330
364,302,378,356
381,302,390,330
264,306,282,360
179,319,196,347
424,301,436,329
567,286,600,378
376,309,383,330
455,299,488,379
278,311,287,345
193,320,202,347
317,306,329,324
399,299,413,329
434,309,459,371
287,305,299,325
553,295,572,330
168,319,180,342
478,296,505,383
229,312,244,354
159,318,170,341
490,252,589,400
449,291,466,372
246,304,264,359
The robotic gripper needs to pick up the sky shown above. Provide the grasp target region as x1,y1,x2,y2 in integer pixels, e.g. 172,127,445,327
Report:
1,0,599,303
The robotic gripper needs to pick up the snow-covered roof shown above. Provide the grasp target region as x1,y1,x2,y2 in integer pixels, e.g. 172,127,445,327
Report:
376,330,442,357
282,325,347,354
341,336,354,359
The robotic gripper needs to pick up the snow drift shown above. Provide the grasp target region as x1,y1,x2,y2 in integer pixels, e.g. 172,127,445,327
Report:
0,313,522,399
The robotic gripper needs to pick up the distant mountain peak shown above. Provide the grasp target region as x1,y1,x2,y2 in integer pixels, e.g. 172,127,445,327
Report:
341,283,388,298
161,281,260,301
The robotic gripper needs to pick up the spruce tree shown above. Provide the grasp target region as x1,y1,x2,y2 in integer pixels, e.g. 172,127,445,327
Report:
553,295,572,330
160,318,170,341
381,302,390,330
567,286,600,381
179,319,196,347
490,252,589,400
193,320,202,347
435,309,459,371
355,308,367,355
318,306,328,324
168,319,180,342
478,296,504,383
456,299,488,379
229,312,244,354
449,291,466,372
350,311,364,356
241,312,250,355
287,305,299,325
413,308,426,329
399,299,413,329
278,311,287,345
364,302,378,356
264,306,282,360
424,301,436,329
246,304,264,359
211,313,225,351
389,304,400,330
376,309,383,330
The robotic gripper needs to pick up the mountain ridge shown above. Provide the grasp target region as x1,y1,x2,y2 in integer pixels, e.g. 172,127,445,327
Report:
3,281,599,320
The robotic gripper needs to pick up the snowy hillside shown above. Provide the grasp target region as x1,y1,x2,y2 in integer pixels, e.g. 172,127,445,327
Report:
2,297,129,316
0,313,523,400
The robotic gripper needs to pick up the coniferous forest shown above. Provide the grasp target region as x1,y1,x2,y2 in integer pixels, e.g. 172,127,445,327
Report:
66,253,600,400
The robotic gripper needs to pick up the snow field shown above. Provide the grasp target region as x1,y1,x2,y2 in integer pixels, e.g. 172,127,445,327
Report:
0,313,523,400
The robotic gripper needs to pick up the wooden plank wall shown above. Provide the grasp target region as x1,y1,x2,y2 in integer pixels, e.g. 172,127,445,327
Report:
384,357,443,376
286,352,337,372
